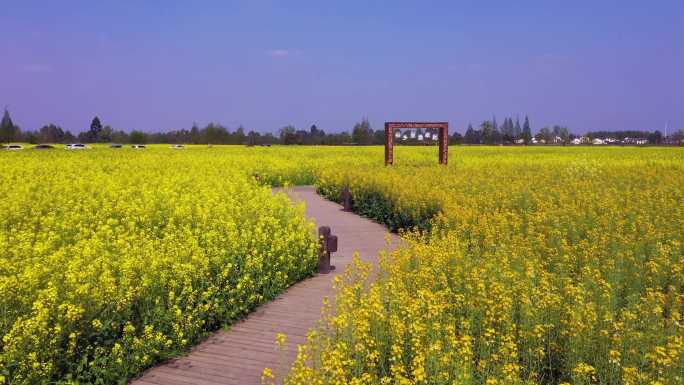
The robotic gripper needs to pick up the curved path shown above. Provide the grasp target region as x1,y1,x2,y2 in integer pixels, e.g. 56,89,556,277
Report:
131,186,399,385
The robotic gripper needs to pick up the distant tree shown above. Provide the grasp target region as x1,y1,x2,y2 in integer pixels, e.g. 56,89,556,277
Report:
560,127,570,144
111,130,129,144
0,108,20,144
63,130,76,143
480,120,501,144
322,131,352,145
189,123,201,144
129,130,147,144
38,124,65,143
522,116,532,144
464,123,480,144
672,130,684,145
513,117,522,140
373,129,385,145
246,130,260,146
24,131,39,144
262,132,277,144
551,125,570,144
352,118,374,145
309,124,326,144
449,131,463,145
203,123,229,144
279,125,298,145
100,125,113,143
648,130,663,144
501,117,515,143
233,125,246,144
294,129,310,144
536,127,553,144
86,116,103,142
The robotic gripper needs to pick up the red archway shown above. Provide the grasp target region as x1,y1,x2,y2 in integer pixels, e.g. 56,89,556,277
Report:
384,122,448,165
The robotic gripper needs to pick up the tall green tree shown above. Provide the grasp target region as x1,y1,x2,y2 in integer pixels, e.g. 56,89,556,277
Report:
87,116,103,142
480,120,501,144
522,115,532,144
464,123,480,144
536,127,554,144
129,130,148,144
100,125,113,143
234,125,246,144
0,108,20,144
38,124,65,143
352,118,374,145
309,124,326,144
279,125,297,145
502,118,515,143
514,117,522,140
190,123,201,144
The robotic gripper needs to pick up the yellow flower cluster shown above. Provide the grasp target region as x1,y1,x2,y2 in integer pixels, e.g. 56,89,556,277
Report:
0,146,319,384
287,146,684,384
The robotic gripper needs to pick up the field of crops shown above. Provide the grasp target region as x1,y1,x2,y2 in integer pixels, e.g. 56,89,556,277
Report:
1,145,683,384
291,147,684,385
0,146,323,384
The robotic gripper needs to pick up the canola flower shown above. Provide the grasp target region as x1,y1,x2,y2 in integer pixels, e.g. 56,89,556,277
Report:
287,146,684,385
0,146,321,384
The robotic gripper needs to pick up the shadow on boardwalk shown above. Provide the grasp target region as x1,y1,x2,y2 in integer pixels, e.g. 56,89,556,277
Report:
130,186,399,385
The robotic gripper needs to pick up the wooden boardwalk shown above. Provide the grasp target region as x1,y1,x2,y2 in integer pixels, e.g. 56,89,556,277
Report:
131,186,399,385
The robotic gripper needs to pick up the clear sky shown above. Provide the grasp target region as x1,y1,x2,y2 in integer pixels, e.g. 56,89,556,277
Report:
1,0,682,134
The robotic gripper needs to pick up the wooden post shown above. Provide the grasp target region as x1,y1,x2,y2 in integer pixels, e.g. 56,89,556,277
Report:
439,124,448,165
318,226,337,274
385,122,394,166
340,185,352,211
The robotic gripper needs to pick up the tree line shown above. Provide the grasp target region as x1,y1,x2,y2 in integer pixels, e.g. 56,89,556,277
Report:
2,108,682,146
463,116,560,144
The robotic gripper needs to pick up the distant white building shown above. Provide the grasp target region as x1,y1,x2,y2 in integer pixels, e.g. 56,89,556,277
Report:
624,137,648,145
592,138,605,145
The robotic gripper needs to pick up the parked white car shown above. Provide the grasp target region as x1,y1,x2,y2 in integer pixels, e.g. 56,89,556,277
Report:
3,144,23,150
66,143,88,150
170,144,184,149
132,144,146,149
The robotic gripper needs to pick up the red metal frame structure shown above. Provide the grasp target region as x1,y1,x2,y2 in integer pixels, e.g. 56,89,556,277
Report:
384,122,448,165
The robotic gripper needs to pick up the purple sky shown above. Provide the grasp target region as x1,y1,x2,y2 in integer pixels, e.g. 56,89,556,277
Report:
1,1,683,134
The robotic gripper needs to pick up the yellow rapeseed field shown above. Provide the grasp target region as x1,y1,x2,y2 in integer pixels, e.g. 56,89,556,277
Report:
0,146,321,384
289,146,684,385
2,145,683,384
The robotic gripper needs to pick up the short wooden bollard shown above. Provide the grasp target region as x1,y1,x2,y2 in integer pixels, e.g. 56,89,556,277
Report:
318,226,338,274
340,185,352,211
